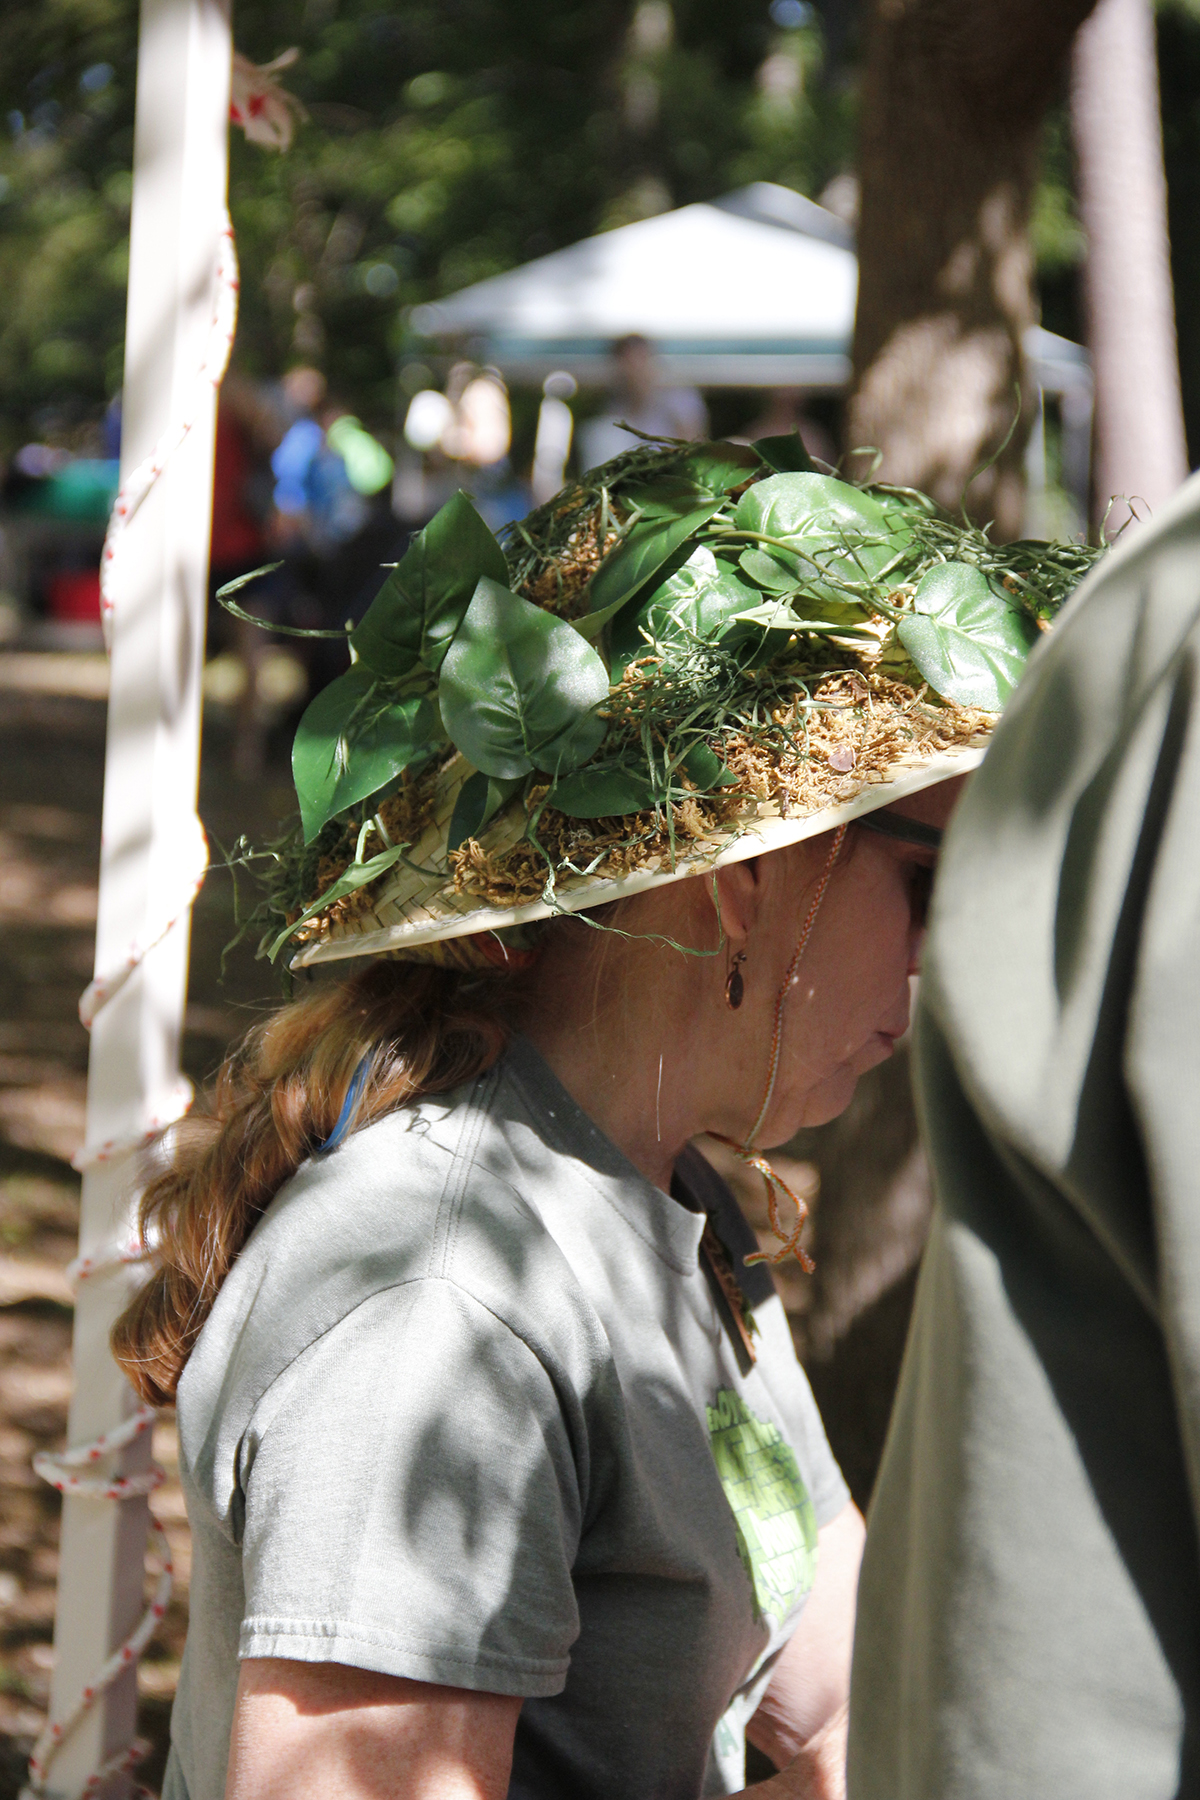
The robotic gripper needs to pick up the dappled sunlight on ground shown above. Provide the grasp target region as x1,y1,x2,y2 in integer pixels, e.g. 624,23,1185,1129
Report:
0,676,288,1798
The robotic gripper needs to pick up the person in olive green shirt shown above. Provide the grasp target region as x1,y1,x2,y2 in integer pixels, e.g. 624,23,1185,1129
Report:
849,473,1200,1799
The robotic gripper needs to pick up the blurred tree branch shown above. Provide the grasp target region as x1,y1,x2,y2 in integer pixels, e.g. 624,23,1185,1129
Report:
847,0,1098,537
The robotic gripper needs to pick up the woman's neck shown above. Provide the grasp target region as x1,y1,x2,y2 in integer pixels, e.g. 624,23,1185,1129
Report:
519,893,771,1193
523,1010,692,1194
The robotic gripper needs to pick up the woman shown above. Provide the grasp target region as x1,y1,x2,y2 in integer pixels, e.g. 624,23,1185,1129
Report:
115,439,1088,1800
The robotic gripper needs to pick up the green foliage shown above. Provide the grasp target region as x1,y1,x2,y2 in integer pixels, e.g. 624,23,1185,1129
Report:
292,663,443,842
268,450,1103,905
0,0,853,441
438,576,610,778
587,496,726,623
609,542,761,671
350,490,506,677
0,0,136,448
732,472,910,602
267,838,410,959
448,769,524,849
752,430,817,473
897,562,1038,713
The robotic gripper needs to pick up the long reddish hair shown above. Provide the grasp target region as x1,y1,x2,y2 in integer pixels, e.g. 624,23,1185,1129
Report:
111,957,522,1405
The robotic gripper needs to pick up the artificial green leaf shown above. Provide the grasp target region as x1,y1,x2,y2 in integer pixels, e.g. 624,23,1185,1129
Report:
896,561,1038,712
619,476,715,518
738,543,819,593
609,544,763,672
550,762,658,817
586,499,725,624
550,738,735,818
293,664,443,843
680,741,738,789
439,577,610,780
752,431,817,474
676,440,764,493
448,770,524,850
734,473,911,604
718,599,876,642
350,490,508,679
268,842,410,961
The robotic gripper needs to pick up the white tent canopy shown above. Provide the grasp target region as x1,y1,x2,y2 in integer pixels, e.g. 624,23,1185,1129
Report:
411,182,1092,404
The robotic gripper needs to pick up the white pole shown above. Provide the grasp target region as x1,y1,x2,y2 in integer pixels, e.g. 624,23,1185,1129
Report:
41,3,231,1794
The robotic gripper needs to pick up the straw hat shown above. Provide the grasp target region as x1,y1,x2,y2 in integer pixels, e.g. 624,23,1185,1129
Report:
229,434,1099,971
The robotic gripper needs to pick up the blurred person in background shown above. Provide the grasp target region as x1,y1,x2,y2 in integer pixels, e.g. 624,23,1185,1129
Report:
224,367,398,773
417,360,529,531
209,371,276,597
578,333,708,470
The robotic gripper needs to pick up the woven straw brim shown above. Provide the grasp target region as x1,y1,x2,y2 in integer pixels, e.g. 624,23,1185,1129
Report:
290,736,988,968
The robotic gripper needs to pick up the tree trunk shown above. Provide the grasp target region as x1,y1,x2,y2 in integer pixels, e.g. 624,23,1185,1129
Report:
812,1,1104,1514
1072,0,1189,534
848,0,1098,537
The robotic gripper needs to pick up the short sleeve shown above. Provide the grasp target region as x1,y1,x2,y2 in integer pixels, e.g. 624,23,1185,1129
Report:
237,1279,582,1697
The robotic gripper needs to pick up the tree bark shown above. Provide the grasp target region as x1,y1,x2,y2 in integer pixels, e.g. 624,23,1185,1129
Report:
848,0,1098,537
1072,0,1189,534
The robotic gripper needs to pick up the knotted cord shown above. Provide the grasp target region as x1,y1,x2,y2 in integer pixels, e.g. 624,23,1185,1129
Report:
713,824,847,1269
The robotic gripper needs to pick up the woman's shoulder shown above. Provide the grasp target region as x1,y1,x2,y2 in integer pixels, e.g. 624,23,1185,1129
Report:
179,1068,607,1457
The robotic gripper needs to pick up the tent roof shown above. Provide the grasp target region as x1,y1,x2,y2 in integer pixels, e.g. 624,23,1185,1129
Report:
411,187,858,388
411,183,1090,395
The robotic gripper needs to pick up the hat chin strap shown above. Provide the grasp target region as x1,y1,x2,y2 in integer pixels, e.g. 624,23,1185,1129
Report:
712,824,847,1270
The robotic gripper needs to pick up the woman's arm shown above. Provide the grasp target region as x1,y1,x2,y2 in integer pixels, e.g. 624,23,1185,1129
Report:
224,1659,522,1800
743,1501,866,1798
224,1502,863,1800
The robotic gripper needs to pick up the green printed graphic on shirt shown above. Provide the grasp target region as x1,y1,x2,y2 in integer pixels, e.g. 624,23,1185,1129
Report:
706,1388,818,1624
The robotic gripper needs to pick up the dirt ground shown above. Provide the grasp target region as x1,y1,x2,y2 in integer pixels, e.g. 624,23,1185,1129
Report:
0,660,927,1797
0,668,293,1797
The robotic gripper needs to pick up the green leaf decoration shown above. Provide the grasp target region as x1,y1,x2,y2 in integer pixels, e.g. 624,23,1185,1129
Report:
610,544,763,672
619,476,715,518
718,599,876,647
350,490,508,679
217,562,357,640
752,431,817,474
448,770,524,850
738,544,819,593
586,498,725,625
439,577,610,780
896,561,1039,712
293,664,443,843
734,473,911,604
680,741,738,789
268,842,410,961
551,738,735,819
551,762,658,818
676,440,765,493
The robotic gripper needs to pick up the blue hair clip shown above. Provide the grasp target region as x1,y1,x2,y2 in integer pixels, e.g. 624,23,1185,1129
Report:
316,1055,371,1156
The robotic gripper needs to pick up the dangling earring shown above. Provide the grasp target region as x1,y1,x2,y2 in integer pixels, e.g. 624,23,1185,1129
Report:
725,949,747,1010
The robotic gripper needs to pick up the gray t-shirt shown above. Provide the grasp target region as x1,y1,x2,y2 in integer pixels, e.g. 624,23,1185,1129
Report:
165,1036,848,1800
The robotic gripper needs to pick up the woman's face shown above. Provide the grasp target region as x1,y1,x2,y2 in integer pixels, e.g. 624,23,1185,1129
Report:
732,780,964,1143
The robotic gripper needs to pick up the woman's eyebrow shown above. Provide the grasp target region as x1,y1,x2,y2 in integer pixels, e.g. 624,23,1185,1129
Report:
854,812,944,851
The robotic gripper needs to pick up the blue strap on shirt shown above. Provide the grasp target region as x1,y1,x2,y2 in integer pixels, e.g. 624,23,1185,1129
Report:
316,1056,371,1156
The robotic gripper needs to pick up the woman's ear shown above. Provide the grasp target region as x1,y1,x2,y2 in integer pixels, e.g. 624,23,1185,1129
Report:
712,858,763,942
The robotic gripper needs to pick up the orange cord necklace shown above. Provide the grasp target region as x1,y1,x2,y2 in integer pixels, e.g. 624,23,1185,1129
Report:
712,824,847,1269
